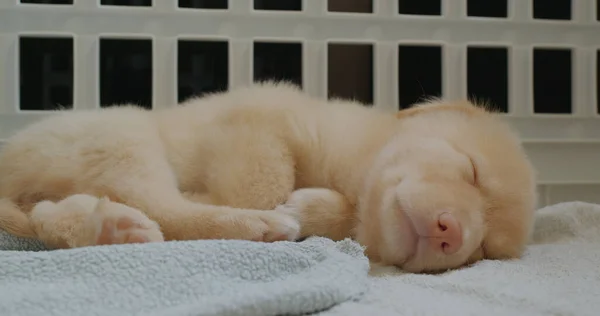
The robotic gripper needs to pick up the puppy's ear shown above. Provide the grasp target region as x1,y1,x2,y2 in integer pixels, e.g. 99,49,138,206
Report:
395,100,486,120
395,106,428,120
94,196,112,213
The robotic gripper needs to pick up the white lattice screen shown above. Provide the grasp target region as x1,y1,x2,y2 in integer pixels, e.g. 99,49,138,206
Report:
1,0,600,206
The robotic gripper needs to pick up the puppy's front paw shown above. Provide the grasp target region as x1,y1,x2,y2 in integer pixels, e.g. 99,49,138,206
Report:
255,212,301,242
274,202,301,220
274,188,321,219
274,188,355,242
220,211,300,242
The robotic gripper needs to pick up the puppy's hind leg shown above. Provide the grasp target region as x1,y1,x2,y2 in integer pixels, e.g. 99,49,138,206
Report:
30,194,164,249
203,128,296,210
113,181,300,242
87,146,299,242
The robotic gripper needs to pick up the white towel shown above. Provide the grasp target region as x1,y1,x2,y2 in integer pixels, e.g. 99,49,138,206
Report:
0,234,370,316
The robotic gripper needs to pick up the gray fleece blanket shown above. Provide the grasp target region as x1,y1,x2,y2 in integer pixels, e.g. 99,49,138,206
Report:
0,234,369,316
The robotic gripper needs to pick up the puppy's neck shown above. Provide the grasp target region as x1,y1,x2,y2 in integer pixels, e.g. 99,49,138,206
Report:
292,109,400,205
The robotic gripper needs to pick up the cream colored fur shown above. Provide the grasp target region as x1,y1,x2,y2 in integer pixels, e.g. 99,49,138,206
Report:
0,82,537,273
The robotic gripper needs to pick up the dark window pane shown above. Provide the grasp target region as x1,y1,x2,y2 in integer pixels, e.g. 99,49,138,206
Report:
467,0,507,18
254,0,301,11
533,0,571,20
253,42,302,88
178,0,227,9
19,37,73,110
178,40,228,103
398,45,442,109
398,0,441,15
100,39,153,109
328,43,373,105
328,0,372,13
467,47,509,112
100,0,152,6
533,48,572,114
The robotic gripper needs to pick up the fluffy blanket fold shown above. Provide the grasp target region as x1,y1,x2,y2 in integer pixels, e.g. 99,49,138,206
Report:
0,235,369,316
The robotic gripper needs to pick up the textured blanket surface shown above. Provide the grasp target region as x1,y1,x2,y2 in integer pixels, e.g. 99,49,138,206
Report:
0,234,369,316
317,201,600,316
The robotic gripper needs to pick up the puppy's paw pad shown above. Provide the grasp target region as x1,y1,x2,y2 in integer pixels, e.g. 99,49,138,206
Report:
93,210,164,246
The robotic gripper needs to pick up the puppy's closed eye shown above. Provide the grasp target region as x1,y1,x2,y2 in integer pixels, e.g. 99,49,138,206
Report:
468,156,478,186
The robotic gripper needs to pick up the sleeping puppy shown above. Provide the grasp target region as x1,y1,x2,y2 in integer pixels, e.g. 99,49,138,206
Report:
277,100,537,272
0,81,536,273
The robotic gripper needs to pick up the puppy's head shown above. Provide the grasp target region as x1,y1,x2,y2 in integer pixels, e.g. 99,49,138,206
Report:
356,100,537,273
